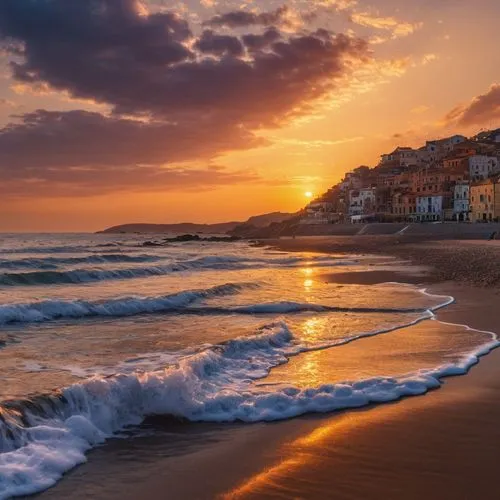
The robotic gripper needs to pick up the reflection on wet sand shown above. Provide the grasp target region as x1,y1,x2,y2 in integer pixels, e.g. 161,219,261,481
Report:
222,379,495,500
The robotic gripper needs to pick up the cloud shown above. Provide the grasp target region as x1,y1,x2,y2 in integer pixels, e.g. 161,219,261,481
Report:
411,105,430,114
420,53,438,65
314,0,357,9
0,98,15,107
0,110,265,196
269,136,364,148
2,164,262,197
445,84,500,127
350,12,422,38
242,28,282,52
0,109,265,167
204,6,290,28
0,0,373,195
194,29,244,56
0,1,369,122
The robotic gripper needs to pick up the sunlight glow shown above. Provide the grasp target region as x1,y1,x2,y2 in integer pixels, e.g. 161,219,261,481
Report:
305,191,313,199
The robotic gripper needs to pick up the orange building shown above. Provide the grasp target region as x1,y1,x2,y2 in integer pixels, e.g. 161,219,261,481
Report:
443,154,471,174
391,191,417,220
411,167,467,195
470,179,496,222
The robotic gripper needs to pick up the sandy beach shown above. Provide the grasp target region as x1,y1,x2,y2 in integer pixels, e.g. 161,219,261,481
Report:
216,238,500,499
35,236,500,500
220,283,500,500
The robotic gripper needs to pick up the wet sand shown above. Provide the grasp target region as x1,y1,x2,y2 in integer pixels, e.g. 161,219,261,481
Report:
260,236,500,287
38,246,500,500
221,283,500,500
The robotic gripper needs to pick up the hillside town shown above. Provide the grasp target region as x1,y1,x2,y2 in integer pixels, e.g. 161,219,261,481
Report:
302,128,500,225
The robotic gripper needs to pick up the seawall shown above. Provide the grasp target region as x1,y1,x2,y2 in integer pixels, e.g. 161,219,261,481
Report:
293,223,500,239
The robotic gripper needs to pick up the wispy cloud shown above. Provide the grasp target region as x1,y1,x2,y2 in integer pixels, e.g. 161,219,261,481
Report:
411,105,430,114
350,12,423,38
269,136,364,148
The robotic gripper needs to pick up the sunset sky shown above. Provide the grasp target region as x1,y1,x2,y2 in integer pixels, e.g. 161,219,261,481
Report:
0,0,499,231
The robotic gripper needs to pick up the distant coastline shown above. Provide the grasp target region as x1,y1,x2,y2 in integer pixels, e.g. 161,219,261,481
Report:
98,212,293,234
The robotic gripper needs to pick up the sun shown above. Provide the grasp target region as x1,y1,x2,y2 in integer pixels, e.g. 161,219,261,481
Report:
305,191,313,199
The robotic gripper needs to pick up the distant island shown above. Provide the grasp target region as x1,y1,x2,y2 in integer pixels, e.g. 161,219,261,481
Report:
98,212,294,235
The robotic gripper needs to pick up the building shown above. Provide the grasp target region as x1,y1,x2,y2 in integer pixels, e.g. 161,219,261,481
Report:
470,179,496,222
380,147,418,167
469,155,499,181
411,167,466,195
374,186,392,216
349,188,376,217
392,191,417,220
298,129,500,227
426,135,467,161
416,194,452,221
474,129,500,143
443,154,471,174
495,181,500,217
453,181,470,221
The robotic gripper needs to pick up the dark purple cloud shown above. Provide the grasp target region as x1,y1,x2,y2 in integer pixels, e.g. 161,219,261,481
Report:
0,109,264,168
445,83,500,127
0,0,370,195
0,0,368,121
242,28,282,52
0,109,266,195
204,6,290,29
194,30,244,57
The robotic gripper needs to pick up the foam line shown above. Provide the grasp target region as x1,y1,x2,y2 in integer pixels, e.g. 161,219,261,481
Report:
0,317,498,499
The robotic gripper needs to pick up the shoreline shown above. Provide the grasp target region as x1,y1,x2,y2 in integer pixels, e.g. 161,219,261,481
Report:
257,236,500,287
39,239,500,500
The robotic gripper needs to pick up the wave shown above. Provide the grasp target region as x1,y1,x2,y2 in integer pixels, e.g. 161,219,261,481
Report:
0,289,451,325
0,319,497,498
0,283,257,325
0,254,353,287
0,245,114,255
0,254,163,271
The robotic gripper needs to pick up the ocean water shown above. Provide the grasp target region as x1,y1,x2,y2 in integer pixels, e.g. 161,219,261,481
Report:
0,233,497,498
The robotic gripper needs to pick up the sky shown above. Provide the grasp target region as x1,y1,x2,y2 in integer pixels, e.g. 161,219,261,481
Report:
0,0,499,232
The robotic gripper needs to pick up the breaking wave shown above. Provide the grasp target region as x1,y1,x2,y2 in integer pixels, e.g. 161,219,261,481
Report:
0,283,258,324
0,254,353,286
0,320,497,498
0,289,452,325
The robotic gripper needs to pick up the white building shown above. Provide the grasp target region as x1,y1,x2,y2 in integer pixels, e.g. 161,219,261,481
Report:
453,182,470,221
469,155,499,181
416,195,446,221
426,135,467,160
349,188,376,217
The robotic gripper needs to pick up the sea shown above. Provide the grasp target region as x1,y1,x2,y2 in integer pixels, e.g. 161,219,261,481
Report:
0,233,497,498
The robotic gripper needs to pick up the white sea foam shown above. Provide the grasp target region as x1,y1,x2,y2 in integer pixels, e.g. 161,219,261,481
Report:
0,313,498,499
0,283,257,324
0,288,446,325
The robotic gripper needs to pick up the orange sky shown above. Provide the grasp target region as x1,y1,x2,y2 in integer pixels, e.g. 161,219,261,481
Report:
0,0,499,232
